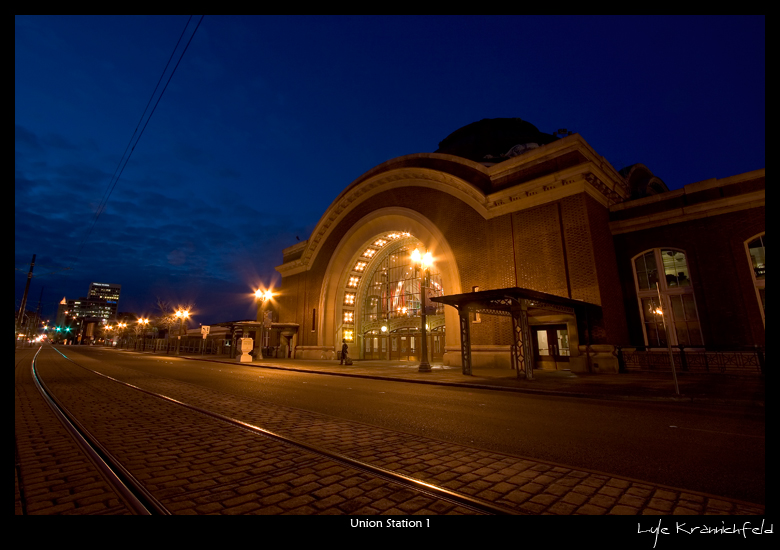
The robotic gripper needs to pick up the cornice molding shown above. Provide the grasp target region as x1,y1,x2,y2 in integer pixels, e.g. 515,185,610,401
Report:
609,190,765,235
276,137,630,276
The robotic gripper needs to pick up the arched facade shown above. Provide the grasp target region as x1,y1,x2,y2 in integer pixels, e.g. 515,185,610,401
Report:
273,119,765,372
315,208,463,363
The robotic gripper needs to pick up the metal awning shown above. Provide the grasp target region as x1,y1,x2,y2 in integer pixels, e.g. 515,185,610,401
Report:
430,287,601,378
430,287,599,315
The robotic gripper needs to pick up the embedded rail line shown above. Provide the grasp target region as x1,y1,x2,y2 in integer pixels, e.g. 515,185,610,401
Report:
29,345,514,515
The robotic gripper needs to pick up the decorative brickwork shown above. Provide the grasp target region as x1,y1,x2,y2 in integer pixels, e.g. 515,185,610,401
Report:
512,203,568,298
561,195,601,306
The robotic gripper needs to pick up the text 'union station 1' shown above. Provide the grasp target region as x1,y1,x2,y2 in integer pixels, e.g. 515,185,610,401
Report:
267,118,765,376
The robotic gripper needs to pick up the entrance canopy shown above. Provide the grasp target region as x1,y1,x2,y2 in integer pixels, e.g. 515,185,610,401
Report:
430,287,601,378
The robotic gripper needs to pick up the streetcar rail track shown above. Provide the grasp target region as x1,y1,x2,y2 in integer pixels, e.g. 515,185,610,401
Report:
33,344,518,515
31,346,171,515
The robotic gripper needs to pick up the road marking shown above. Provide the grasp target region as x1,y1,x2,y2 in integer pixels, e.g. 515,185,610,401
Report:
670,425,764,438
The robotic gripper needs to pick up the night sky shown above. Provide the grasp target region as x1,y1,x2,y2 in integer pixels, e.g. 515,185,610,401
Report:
15,15,765,326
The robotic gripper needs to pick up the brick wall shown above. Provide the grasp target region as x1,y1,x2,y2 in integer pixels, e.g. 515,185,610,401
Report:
583,194,629,344
280,186,639,350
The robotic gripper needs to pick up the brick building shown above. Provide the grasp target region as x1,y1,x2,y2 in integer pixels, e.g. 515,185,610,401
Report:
271,119,765,373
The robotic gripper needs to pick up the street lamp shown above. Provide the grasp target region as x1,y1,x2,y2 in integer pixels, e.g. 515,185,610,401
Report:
411,248,434,372
174,309,189,355
255,289,274,359
138,318,149,351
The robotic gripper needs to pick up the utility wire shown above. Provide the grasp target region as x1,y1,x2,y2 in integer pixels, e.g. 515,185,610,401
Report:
73,15,205,263
88,15,194,234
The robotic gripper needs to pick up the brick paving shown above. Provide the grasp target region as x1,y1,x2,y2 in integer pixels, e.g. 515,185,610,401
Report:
14,348,132,515
17,348,477,515
16,346,764,515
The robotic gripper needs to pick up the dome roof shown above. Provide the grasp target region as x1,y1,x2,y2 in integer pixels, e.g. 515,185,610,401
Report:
619,163,669,199
435,118,559,165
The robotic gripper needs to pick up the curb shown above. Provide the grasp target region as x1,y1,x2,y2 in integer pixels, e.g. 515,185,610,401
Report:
166,353,764,408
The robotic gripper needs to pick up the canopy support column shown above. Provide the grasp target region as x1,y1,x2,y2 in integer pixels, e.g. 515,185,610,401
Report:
511,300,534,380
458,307,472,376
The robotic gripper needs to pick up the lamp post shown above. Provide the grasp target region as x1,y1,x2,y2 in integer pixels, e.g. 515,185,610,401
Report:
411,248,433,372
652,288,680,395
138,318,149,351
255,289,274,359
117,322,127,348
175,309,189,355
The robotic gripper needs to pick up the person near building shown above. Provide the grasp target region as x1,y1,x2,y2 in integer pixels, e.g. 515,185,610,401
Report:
340,339,349,365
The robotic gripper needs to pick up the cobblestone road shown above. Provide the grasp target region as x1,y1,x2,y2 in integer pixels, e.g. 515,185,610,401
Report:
16,346,764,515
15,348,132,515
17,347,477,515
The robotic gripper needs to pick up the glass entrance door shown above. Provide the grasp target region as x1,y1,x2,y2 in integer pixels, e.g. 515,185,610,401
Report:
363,331,387,360
389,330,417,361
532,325,570,369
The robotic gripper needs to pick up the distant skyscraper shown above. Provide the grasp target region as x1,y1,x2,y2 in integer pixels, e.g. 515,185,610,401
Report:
87,282,121,319
88,282,121,303
56,282,121,328
64,298,117,322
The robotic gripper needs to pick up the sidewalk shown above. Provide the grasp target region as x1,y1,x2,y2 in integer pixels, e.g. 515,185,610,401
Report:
165,352,765,407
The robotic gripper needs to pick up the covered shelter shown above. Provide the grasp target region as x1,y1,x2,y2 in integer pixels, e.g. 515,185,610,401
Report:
431,287,601,378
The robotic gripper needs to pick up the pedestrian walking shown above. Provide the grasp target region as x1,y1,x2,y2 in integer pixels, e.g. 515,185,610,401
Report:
340,339,349,365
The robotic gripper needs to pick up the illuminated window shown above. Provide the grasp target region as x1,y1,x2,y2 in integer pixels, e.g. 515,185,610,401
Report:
374,239,387,247
344,293,356,305
360,242,443,325
745,234,765,324
632,249,702,347
343,311,354,324
354,261,367,272
347,276,360,288
363,248,377,258
343,330,354,342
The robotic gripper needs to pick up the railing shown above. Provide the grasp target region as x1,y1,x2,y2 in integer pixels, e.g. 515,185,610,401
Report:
113,337,234,355
616,345,764,375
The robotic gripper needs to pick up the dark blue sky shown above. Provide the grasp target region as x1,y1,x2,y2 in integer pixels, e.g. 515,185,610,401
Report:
15,15,765,326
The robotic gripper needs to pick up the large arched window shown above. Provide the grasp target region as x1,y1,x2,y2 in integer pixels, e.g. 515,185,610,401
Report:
745,234,765,325
360,241,444,327
337,231,445,351
633,248,702,347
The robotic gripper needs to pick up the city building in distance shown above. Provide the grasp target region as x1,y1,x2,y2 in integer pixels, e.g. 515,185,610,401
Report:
87,282,121,318
55,282,122,342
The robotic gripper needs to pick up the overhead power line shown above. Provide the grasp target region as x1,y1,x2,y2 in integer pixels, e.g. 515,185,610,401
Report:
73,15,205,263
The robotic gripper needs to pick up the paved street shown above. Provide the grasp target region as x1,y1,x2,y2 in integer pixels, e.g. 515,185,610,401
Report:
16,344,765,516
